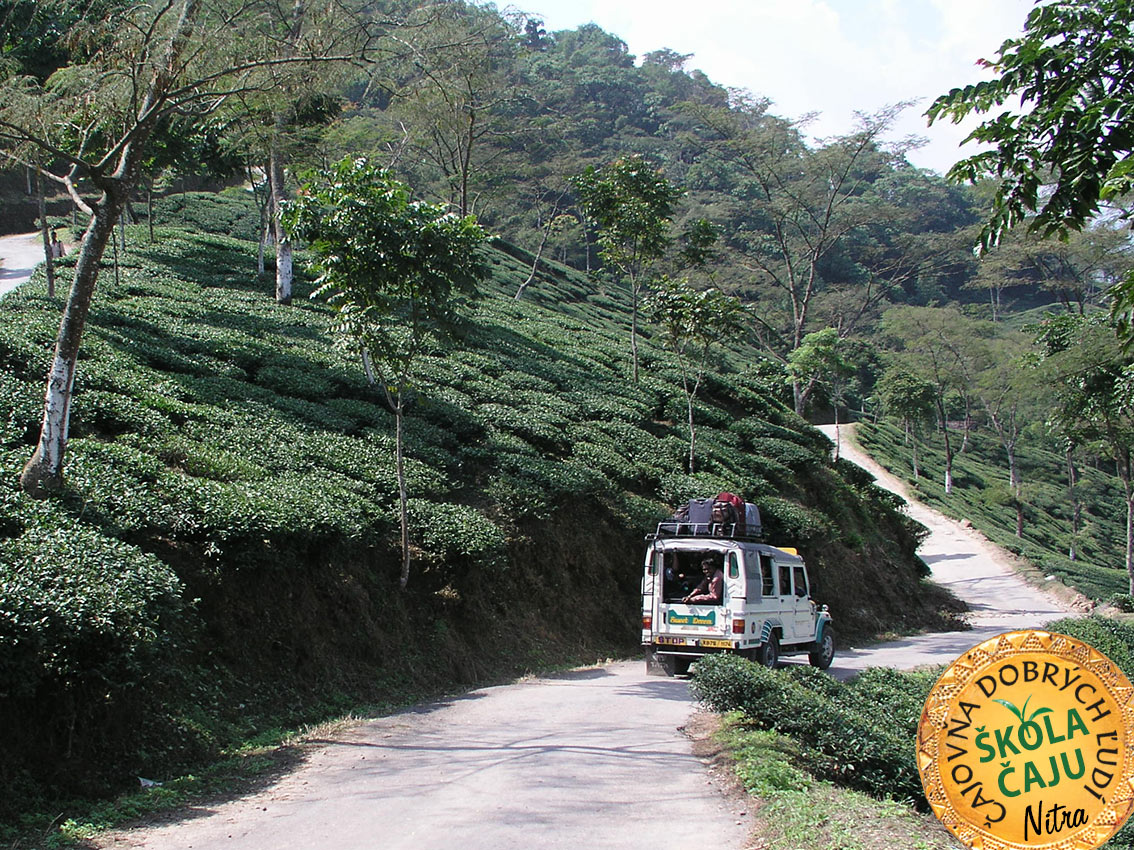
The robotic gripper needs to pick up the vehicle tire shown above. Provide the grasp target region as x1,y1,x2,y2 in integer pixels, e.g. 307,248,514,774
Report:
809,628,835,670
673,656,692,676
759,634,779,669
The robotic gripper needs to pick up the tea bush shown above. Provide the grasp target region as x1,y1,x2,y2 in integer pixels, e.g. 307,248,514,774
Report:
0,525,183,697
0,218,940,824
1043,615,1134,679
692,654,928,805
152,191,261,241
857,421,1128,599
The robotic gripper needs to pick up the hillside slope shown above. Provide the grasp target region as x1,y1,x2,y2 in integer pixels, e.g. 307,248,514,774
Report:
0,223,954,819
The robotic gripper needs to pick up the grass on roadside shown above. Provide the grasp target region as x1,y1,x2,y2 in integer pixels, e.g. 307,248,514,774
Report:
714,713,955,850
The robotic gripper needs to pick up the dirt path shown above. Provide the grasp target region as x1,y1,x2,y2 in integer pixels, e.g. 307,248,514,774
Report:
94,665,749,850
0,231,46,298
818,423,1077,679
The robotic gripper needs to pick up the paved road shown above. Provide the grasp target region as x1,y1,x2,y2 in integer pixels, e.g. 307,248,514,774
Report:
819,423,1075,679
0,231,46,297
92,423,1073,849
95,665,748,850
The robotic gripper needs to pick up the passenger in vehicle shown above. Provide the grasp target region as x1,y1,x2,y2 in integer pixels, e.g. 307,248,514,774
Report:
664,561,695,600
683,558,724,605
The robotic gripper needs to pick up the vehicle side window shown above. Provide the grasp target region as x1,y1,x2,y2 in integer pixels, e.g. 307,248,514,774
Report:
793,566,808,598
727,551,740,579
760,554,775,596
744,552,762,600
778,564,792,597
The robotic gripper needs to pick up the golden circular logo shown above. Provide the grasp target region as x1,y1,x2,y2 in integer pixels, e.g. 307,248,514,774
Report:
918,630,1134,849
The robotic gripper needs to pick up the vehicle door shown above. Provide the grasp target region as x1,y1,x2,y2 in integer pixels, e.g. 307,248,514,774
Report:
788,565,815,641
724,549,744,610
776,561,797,640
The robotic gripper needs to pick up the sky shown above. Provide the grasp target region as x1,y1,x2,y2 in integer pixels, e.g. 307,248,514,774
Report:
517,0,1036,175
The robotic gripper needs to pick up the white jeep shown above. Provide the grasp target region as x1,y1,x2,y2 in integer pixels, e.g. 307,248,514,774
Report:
640,502,834,676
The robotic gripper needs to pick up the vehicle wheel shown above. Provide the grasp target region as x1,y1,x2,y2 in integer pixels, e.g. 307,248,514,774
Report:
759,634,779,669
673,656,692,676
809,628,835,670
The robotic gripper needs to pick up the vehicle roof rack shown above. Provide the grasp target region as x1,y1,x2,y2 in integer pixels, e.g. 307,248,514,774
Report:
647,520,764,542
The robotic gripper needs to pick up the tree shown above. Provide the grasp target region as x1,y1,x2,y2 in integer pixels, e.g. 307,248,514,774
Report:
690,98,938,414
877,367,936,479
971,334,1045,537
926,0,1134,347
1033,313,1134,587
0,0,377,496
647,278,745,473
881,306,976,494
391,2,522,218
785,328,854,458
572,154,683,383
285,157,488,589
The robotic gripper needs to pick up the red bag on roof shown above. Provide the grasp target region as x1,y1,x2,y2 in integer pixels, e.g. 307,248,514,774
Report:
713,492,745,536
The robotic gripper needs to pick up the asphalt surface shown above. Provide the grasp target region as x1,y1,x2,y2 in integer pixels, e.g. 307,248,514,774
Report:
95,665,748,850
0,231,46,298
818,423,1074,680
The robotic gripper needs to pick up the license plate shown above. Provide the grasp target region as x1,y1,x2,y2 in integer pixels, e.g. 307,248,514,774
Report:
699,639,733,649
656,636,687,646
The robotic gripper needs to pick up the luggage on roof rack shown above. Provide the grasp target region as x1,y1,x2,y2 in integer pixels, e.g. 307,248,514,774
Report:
653,496,763,541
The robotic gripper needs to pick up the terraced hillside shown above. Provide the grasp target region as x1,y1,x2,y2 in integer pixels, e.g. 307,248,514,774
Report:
0,220,953,820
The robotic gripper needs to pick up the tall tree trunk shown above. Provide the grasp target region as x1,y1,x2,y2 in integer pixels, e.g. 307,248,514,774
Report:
832,402,841,462
36,169,56,298
394,391,411,589
21,198,121,496
19,0,201,497
629,276,640,383
147,178,155,243
937,398,954,494
1120,449,1133,592
270,142,293,304
515,203,559,300
1067,446,1080,561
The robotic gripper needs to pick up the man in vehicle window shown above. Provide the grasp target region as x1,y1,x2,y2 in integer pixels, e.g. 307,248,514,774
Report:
683,558,724,605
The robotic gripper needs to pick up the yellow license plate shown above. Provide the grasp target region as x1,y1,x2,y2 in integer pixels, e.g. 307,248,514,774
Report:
699,639,733,649
657,636,687,646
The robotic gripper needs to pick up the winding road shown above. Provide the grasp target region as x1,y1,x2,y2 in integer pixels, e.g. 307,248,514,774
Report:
819,423,1074,679
0,231,46,298
1,228,1072,850
87,425,1075,849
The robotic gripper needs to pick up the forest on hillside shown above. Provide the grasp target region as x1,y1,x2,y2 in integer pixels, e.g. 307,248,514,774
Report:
2,0,1130,588
0,0,1133,837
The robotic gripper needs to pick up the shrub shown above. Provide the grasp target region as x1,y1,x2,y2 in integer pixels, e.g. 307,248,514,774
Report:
1108,593,1134,613
0,526,183,697
693,654,926,805
1043,615,1134,679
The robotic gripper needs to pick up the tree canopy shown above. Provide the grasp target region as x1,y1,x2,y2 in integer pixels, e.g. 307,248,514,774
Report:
927,0,1134,344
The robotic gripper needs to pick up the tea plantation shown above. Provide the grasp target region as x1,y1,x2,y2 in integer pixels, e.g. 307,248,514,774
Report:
0,216,948,826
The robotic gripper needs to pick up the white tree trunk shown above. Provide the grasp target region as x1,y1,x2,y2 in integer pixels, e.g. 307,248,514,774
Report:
270,145,292,304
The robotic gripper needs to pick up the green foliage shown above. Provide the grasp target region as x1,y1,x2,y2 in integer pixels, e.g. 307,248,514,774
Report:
858,415,1129,601
572,154,683,270
0,210,937,831
153,191,261,241
0,524,183,696
286,157,488,377
692,654,932,805
1043,615,1134,680
928,0,1134,247
1108,594,1134,613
